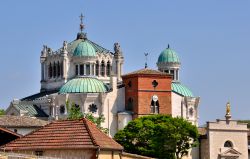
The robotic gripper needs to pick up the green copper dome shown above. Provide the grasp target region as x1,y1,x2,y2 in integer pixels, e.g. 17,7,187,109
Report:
59,77,108,94
73,40,96,57
158,46,180,63
172,82,193,97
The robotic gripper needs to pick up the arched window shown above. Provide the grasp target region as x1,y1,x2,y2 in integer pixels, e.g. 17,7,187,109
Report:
80,64,84,75
49,63,52,78
57,61,60,77
189,108,194,117
101,60,105,76
59,105,65,115
126,98,133,111
151,95,159,114
53,62,56,78
61,61,64,76
95,61,99,76
106,61,111,76
224,141,233,147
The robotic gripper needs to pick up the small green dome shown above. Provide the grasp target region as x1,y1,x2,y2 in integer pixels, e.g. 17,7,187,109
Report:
172,82,193,97
73,40,96,57
158,46,180,63
59,77,108,94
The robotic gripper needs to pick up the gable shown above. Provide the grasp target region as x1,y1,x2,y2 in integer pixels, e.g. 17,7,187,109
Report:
220,148,241,157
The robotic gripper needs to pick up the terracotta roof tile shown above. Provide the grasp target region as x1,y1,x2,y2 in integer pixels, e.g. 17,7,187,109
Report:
2,119,123,151
0,115,49,127
84,119,123,150
122,68,168,77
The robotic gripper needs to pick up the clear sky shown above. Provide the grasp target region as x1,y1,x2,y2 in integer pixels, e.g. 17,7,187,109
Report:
0,0,250,124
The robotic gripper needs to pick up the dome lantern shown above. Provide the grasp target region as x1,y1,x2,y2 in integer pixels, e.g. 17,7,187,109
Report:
157,45,181,82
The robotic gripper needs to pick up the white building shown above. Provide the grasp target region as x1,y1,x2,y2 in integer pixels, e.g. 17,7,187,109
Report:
6,15,199,137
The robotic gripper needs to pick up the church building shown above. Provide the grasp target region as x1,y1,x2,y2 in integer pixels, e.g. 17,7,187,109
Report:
5,15,199,137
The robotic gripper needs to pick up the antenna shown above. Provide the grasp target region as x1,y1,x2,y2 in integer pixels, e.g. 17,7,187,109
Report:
144,53,149,68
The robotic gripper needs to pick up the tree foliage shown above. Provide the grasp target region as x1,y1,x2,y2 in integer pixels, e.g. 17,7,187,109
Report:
0,109,5,115
66,101,108,133
66,101,83,120
114,115,199,159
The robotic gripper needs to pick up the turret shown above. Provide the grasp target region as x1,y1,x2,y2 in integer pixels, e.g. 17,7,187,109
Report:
113,42,124,82
157,45,180,82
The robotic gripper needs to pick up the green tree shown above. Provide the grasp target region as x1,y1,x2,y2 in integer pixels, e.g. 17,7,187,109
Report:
85,113,108,134
114,115,198,159
66,101,108,133
67,102,83,120
0,109,5,115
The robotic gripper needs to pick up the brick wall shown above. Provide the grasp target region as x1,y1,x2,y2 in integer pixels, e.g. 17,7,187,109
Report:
123,74,172,118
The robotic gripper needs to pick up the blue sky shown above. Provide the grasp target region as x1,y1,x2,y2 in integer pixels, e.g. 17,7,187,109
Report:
0,0,250,124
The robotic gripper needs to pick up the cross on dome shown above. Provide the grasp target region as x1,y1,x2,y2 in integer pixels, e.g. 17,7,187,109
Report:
79,13,85,33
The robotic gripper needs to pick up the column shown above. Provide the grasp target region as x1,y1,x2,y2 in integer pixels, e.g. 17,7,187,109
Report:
93,64,96,76
41,63,44,81
78,64,80,76
84,64,86,75
90,63,92,76
98,64,101,77
44,64,47,80
174,70,177,81
104,64,107,77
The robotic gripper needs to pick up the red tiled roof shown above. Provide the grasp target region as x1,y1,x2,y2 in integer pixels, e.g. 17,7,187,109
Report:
0,127,22,138
0,115,49,127
122,68,168,77
2,119,123,151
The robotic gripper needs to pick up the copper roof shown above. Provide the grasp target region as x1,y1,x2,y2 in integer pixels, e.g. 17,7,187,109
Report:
0,115,49,128
2,119,123,151
122,68,168,77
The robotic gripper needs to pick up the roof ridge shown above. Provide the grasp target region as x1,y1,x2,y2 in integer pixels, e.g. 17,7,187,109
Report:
83,118,123,150
81,118,98,147
0,126,22,138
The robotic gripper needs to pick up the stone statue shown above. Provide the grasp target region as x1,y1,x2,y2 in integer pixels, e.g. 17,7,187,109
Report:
41,45,48,56
226,102,231,115
63,41,68,51
114,42,122,54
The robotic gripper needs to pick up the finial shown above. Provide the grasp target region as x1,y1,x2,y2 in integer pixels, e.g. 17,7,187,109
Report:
144,53,149,68
79,13,85,33
225,101,231,121
167,44,170,49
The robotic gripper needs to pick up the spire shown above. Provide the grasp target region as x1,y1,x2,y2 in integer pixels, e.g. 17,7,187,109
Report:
76,13,87,40
144,53,149,68
225,102,231,121
79,13,85,33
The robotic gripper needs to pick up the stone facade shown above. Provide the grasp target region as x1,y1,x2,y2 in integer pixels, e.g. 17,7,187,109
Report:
200,117,248,159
